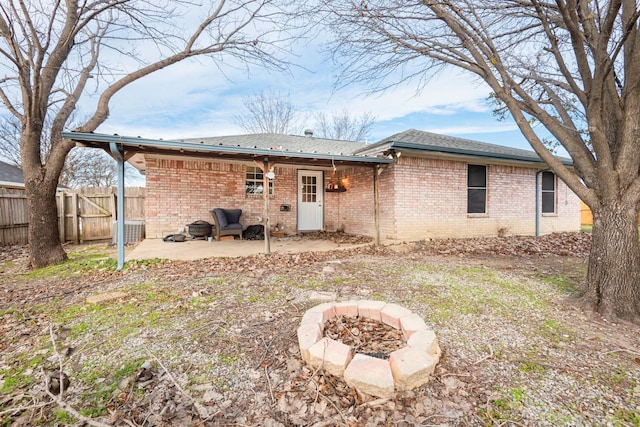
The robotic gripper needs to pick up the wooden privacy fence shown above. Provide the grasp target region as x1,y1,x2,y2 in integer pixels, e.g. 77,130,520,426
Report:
0,188,29,245
580,201,640,225
0,187,145,245
580,202,592,225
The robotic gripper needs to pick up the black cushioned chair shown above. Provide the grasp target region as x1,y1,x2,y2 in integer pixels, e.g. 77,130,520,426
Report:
210,208,243,240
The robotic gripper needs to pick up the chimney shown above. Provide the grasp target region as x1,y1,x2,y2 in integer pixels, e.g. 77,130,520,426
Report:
304,129,313,137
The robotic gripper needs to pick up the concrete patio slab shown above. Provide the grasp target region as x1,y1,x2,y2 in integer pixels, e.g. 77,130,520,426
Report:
126,237,369,261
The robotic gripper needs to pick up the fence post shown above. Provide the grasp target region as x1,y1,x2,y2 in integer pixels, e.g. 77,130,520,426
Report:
71,192,79,244
57,192,65,243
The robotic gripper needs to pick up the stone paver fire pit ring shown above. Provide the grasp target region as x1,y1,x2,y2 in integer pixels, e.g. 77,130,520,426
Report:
297,300,441,399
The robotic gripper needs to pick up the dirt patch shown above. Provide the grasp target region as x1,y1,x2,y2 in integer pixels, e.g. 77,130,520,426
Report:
1,232,639,426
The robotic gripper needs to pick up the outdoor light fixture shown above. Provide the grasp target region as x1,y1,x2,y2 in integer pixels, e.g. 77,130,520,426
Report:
266,171,275,180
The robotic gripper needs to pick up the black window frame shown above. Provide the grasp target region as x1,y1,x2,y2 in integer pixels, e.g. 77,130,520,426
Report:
541,171,556,214
467,164,487,214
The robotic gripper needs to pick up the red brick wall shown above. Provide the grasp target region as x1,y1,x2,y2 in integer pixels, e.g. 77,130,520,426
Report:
144,154,580,240
145,156,300,237
380,156,580,240
323,166,377,236
323,173,341,232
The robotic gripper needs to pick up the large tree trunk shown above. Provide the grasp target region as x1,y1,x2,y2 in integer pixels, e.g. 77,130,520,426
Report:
583,200,640,323
22,120,69,269
24,175,67,268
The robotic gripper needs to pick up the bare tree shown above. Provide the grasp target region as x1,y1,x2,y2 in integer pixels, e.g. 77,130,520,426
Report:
0,115,137,188
0,116,21,167
235,89,302,134
0,0,297,268
320,1,640,322
315,109,374,141
236,90,375,140
61,148,125,188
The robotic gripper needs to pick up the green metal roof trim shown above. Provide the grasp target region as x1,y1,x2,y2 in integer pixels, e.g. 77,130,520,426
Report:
356,129,573,166
62,131,393,165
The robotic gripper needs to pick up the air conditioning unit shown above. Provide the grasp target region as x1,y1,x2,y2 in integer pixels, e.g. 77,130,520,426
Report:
112,220,145,244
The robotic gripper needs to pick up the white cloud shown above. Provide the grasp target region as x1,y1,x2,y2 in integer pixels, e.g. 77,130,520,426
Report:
90,36,502,144
429,123,520,135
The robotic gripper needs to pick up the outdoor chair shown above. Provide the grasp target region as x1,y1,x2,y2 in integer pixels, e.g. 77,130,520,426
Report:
210,208,243,240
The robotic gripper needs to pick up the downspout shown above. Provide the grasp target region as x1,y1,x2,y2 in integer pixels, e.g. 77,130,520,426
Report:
373,165,380,246
263,159,271,254
110,142,126,270
535,170,542,237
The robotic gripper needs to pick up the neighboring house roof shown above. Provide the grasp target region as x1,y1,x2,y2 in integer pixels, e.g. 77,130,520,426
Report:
357,129,573,166
0,160,25,187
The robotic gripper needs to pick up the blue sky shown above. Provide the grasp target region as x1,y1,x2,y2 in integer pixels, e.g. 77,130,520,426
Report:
91,41,539,154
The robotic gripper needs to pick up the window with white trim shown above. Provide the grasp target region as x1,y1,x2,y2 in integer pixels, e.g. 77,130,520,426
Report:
245,166,273,195
541,171,556,213
467,165,487,214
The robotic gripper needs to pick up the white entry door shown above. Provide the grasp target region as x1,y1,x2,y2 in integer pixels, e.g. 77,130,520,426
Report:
297,170,324,231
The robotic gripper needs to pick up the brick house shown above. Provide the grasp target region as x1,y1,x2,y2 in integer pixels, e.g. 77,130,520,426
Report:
357,129,579,239
65,128,580,242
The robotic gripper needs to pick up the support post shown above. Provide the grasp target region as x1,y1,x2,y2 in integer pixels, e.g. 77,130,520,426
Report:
263,160,271,254
110,142,126,270
535,170,542,237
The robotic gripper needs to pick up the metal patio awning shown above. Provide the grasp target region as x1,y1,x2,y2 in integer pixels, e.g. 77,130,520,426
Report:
62,131,392,270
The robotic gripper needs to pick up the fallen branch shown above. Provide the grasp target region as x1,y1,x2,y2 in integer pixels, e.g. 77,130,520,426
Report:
317,389,348,427
264,365,275,404
48,322,65,396
256,335,277,369
473,344,494,365
143,346,194,403
44,385,112,427
44,322,113,427
335,315,363,346
439,372,472,378
598,348,640,360
288,301,300,314
364,397,390,407
0,399,54,417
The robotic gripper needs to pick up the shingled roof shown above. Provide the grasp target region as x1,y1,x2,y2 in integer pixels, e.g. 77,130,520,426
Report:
0,160,24,185
182,133,367,156
356,129,572,166
64,128,572,169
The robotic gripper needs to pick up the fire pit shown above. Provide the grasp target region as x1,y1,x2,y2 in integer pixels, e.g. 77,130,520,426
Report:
297,300,441,399
188,220,212,239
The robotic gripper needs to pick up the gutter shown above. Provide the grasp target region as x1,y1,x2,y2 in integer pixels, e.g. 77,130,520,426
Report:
389,141,573,167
